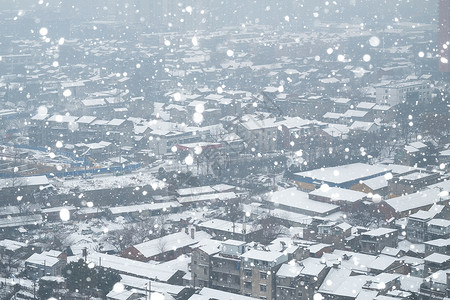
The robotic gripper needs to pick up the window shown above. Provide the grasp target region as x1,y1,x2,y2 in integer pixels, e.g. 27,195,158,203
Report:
260,284,267,292
244,281,252,289
260,272,267,279
245,269,252,277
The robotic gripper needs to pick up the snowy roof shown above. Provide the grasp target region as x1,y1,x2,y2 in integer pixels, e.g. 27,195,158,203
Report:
176,186,216,196
133,231,210,258
240,248,287,264
361,175,388,191
380,247,402,257
76,116,96,124
70,252,180,282
108,118,126,126
356,102,376,110
309,187,367,203
108,201,181,215
343,109,367,118
277,258,326,278
409,209,437,220
384,187,445,213
47,114,78,123
424,253,450,264
119,274,185,296
424,238,450,247
191,287,257,300
177,192,238,205
350,121,377,132
0,239,28,251
368,255,398,271
362,228,397,237
26,253,60,267
268,188,339,215
295,163,389,185
0,206,20,216
198,219,259,234
41,205,76,214
427,218,450,227
0,214,42,228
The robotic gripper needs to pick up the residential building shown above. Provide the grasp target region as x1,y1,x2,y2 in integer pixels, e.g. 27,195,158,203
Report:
210,240,246,293
240,248,288,299
360,228,398,254
375,80,431,106
276,258,328,300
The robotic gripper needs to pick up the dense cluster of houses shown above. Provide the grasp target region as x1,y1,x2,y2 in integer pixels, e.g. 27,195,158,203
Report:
0,2,449,300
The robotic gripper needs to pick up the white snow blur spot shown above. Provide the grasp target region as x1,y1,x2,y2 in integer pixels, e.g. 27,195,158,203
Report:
63,89,72,97
193,112,203,124
173,92,181,101
363,54,371,62
185,6,193,13
58,37,65,45
39,27,48,36
372,194,382,203
327,48,334,55
333,170,340,177
59,208,70,221
284,16,290,22
185,155,194,165
440,163,446,170
337,54,345,62
150,292,165,300
384,173,393,180
52,61,59,67
192,36,198,46
164,40,171,46
313,293,324,300
441,57,449,64
439,190,449,198
37,106,48,115
55,141,63,148
113,282,125,293
369,36,380,47
194,146,203,155
216,86,223,94
320,184,330,192
171,146,177,153
195,103,205,113
278,85,284,92
226,49,234,57
418,51,424,58
314,55,320,61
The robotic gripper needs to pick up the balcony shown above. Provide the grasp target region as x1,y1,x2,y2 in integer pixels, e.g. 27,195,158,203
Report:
211,279,241,292
212,264,240,276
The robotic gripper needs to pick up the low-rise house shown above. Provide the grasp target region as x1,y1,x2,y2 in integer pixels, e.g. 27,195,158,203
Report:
360,228,398,254
424,238,450,256
25,251,67,280
423,253,450,276
388,169,440,196
309,187,368,212
276,258,329,300
121,230,210,262
191,240,222,289
293,163,390,191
